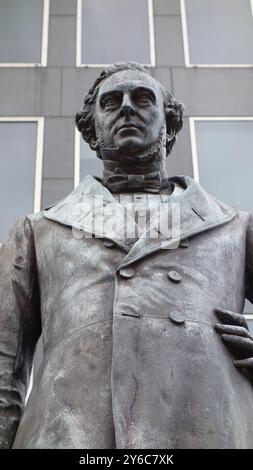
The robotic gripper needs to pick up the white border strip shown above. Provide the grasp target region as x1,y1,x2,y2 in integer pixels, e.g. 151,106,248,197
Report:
74,128,81,188
250,0,253,17
189,118,199,182
148,0,156,67
0,0,50,67
180,0,253,68
40,0,50,67
180,0,191,68
0,117,44,212
76,0,156,67
76,0,82,68
34,118,44,212
189,116,253,181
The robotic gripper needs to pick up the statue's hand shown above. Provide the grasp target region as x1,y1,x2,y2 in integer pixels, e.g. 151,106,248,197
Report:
215,307,253,375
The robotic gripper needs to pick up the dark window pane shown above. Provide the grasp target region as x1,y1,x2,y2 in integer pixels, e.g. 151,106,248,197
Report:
81,0,151,64
244,300,253,315
0,0,44,63
195,119,253,313
0,122,37,240
80,138,103,179
185,0,253,64
246,318,253,334
195,120,253,213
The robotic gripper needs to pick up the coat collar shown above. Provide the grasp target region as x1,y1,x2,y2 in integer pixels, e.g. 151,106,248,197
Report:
43,174,237,265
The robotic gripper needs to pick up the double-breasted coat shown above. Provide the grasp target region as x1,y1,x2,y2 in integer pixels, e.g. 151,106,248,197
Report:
0,174,253,449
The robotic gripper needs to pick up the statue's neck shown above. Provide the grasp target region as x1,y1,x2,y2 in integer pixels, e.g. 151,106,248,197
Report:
100,147,169,193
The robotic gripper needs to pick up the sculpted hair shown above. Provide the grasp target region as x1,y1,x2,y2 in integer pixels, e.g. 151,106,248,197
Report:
75,62,185,158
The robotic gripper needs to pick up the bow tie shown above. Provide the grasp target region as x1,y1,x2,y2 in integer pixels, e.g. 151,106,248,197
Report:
103,168,165,193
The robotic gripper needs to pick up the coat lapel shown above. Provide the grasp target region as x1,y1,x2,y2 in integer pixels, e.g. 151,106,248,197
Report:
43,175,138,252
43,174,237,264
118,175,237,267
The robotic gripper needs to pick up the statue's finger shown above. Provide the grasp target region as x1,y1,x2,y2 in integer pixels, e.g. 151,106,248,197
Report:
221,334,253,357
214,324,253,340
233,358,253,369
215,307,249,330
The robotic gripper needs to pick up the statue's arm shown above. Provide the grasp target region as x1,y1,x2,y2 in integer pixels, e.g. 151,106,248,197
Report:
0,217,41,448
214,214,253,379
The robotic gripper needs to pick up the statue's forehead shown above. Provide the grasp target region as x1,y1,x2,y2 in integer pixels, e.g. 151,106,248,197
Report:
97,70,161,95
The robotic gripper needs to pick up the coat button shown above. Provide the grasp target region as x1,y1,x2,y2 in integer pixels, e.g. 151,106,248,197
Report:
167,270,182,283
179,239,189,248
169,311,185,325
104,239,115,248
119,267,135,278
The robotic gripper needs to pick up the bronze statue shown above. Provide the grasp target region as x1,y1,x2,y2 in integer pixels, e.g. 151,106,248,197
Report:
0,62,253,449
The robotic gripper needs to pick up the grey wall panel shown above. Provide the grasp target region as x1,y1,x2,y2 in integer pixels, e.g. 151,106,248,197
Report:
151,67,172,92
0,68,61,116
43,118,75,178
172,68,253,116
166,118,193,177
41,178,74,208
153,0,181,16
48,16,76,66
50,0,77,16
61,67,104,115
154,16,185,66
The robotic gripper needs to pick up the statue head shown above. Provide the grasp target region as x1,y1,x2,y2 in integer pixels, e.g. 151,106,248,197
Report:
75,62,184,163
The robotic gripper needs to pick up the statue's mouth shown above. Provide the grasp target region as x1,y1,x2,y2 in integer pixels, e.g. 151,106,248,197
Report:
116,123,142,132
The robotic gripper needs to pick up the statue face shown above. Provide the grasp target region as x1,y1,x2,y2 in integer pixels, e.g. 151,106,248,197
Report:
94,69,166,155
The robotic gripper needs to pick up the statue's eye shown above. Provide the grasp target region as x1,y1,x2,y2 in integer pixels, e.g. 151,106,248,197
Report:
101,94,121,110
134,93,153,106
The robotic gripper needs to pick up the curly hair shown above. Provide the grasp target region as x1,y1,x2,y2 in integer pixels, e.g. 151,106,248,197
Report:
75,62,185,158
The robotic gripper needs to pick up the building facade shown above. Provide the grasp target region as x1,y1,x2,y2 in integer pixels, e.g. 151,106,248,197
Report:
0,0,253,375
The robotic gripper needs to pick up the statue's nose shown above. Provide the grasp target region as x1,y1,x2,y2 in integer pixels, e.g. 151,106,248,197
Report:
120,94,135,116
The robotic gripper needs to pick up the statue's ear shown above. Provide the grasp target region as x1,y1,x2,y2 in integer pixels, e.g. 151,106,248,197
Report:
167,129,176,142
89,136,99,151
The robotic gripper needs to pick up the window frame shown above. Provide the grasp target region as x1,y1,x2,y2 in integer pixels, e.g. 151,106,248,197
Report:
0,0,50,67
0,116,44,214
76,0,156,67
180,0,253,68
189,116,253,182
0,117,44,401
0,116,44,400
190,116,253,319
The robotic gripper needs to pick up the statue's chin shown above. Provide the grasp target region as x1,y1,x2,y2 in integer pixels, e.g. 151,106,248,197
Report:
114,141,162,164
98,134,165,164
109,149,156,164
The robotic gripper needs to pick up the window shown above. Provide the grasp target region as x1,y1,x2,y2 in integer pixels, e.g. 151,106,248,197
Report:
0,118,44,401
181,0,253,66
0,118,44,241
75,130,103,186
247,316,253,333
76,0,155,66
190,118,253,211
190,117,253,314
0,0,49,66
